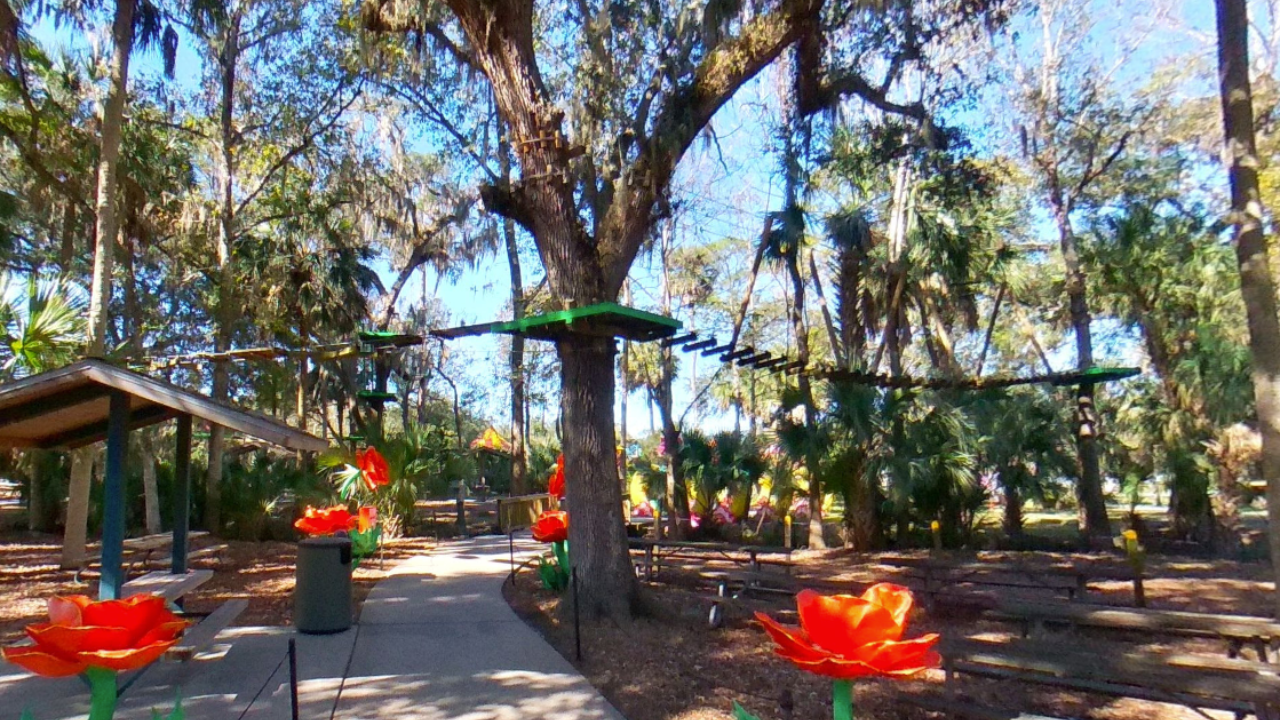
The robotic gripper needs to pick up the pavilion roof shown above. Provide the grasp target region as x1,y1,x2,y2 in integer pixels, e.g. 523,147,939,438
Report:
0,359,327,451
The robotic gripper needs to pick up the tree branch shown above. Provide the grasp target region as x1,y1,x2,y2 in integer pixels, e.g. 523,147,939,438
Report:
816,69,928,119
235,77,363,216
601,0,821,294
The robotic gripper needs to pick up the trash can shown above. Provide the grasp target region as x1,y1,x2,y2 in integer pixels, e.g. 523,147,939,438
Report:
294,536,352,634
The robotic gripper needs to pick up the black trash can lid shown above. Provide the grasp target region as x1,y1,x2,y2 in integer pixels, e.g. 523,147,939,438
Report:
298,536,352,549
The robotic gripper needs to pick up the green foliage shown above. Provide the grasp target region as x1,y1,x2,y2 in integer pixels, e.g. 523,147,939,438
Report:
220,454,329,541
0,274,86,378
349,525,381,568
680,430,766,518
964,388,1075,534
362,424,471,534
537,540,570,593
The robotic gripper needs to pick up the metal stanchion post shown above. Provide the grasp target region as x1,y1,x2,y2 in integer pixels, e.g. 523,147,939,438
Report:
288,638,299,720
572,567,582,661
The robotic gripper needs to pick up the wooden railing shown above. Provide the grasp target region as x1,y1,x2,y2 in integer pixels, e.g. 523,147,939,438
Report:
495,493,555,532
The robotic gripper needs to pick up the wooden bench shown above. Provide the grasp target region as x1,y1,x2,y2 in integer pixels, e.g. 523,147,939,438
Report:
120,570,248,663
122,569,213,603
76,532,212,581
896,693,1072,720
987,597,1280,662
629,539,793,581
700,570,800,628
150,543,229,570
940,637,1280,719
165,598,248,661
878,557,1122,603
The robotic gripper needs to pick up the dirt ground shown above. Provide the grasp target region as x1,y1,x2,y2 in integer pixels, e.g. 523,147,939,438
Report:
503,548,1277,720
0,531,435,645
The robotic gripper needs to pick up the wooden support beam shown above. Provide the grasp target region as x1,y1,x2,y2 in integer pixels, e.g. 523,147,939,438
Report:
0,385,113,429
682,337,719,352
660,332,698,348
99,391,130,600
737,352,772,366
721,346,756,362
40,404,175,449
755,356,789,370
775,360,807,375
700,343,735,357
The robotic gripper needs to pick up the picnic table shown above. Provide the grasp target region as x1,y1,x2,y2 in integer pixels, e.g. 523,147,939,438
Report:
628,538,793,581
986,597,1280,662
120,568,247,663
76,531,215,582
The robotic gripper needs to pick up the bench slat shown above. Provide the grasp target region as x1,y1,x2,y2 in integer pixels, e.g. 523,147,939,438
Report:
991,599,1280,641
122,570,213,602
167,599,248,661
898,693,1071,720
943,638,1280,707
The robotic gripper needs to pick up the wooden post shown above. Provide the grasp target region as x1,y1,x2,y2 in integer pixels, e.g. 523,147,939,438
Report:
172,414,192,575
99,391,130,600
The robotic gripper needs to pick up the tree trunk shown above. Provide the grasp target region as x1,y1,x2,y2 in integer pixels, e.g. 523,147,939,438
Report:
60,451,94,568
141,432,161,535
206,12,242,533
64,0,135,569
1051,203,1111,540
657,223,684,540
558,335,638,619
1216,0,1280,618
787,259,824,549
1003,480,1024,538
502,136,527,494
844,455,878,550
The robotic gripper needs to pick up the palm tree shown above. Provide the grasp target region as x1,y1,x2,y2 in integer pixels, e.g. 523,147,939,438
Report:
1086,201,1251,540
0,274,87,377
0,273,85,533
761,197,826,548
966,388,1073,539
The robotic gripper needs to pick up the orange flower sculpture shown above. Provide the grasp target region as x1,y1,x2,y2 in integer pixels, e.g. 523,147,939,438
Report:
756,585,939,679
358,505,378,533
356,447,391,492
531,509,569,543
294,505,356,536
3,595,187,677
548,454,565,499
748,584,939,720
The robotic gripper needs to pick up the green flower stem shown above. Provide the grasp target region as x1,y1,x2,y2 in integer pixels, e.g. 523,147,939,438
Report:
832,680,854,720
553,540,569,570
85,667,118,720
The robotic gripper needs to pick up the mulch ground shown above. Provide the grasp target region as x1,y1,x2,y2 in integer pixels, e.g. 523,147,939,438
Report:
503,547,1277,720
0,531,435,645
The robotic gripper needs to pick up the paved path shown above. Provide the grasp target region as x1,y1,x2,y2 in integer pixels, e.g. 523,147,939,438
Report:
0,535,623,720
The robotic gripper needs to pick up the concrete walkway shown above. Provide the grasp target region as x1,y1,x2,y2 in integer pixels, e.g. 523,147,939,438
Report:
0,535,623,720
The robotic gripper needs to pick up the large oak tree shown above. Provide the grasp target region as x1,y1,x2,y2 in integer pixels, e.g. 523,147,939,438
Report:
362,0,1005,619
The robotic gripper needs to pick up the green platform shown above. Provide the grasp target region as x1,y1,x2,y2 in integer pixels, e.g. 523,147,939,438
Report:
431,302,681,342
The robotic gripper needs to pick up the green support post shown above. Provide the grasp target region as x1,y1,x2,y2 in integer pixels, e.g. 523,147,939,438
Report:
99,391,130,600
172,414,192,575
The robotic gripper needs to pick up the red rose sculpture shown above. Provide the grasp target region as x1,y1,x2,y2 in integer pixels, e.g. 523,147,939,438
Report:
531,510,569,543
3,595,187,677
